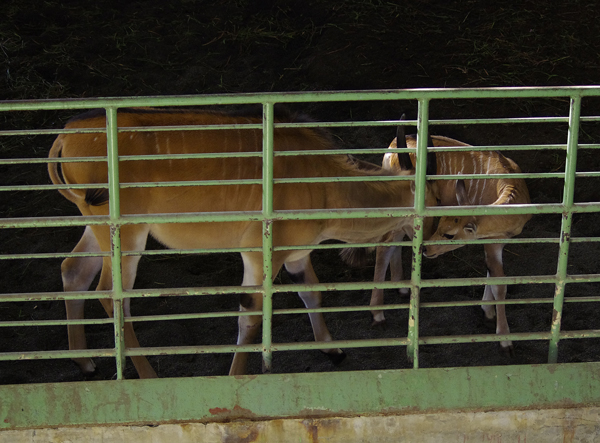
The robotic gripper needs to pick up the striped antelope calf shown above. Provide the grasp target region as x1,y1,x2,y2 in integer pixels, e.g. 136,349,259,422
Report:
364,129,531,353
49,107,437,378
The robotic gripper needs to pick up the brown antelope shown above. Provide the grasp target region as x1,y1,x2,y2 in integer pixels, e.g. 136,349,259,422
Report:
348,129,531,354
48,107,437,378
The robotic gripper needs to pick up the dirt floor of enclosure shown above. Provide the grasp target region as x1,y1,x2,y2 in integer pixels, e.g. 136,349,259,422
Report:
1,0,600,383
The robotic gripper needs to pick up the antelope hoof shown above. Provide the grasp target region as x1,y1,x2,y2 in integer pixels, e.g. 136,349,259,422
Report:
480,309,497,329
72,360,103,381
261,361,272,374
483,317,497,330
371,318,387,330
83,370,105,381
74,358,97,376
500,343,515,358
322,349,347,366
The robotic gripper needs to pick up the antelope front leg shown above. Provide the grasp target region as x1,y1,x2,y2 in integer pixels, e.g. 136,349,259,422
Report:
229,292,263,376
370,245,398,327
62,226,103,375
389,244,408,296
230,253,267,376
285,254,345,364
484,243,513,354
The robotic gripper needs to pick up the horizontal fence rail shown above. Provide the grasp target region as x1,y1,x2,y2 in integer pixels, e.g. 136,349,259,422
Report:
1,86,600,429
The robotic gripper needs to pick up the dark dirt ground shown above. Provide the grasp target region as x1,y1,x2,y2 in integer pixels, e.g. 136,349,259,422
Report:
1,0,600,384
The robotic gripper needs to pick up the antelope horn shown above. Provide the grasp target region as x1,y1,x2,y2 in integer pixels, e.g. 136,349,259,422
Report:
396,114,413,170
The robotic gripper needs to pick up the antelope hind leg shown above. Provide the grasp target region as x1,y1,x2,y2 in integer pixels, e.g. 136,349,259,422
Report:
62,226,102,375
370,245,398,327
92,224,158,379
230,252,269,376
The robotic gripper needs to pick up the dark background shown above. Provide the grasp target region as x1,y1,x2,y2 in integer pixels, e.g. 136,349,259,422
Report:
1,0,599,383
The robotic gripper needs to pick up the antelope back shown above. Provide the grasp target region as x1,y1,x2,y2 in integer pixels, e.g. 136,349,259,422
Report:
417,136,532,257
390,134,530,207
51,108,428,253
53,108,383,215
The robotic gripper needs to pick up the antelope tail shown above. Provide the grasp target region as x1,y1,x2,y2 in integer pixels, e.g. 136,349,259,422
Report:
48,136,85,205
339,246,375,267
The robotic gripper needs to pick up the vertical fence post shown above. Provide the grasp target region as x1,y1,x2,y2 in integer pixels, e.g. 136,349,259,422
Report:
261,102,275,372
105,106,126,380
548,95,581,363
406,99,430,368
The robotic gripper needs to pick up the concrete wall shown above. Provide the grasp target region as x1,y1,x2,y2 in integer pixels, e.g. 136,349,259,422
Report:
2,407,599,443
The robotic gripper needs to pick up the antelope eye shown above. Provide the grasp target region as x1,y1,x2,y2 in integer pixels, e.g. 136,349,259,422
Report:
443,233,454,240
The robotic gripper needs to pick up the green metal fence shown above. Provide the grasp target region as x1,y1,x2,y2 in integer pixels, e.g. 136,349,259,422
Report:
1,86,600,429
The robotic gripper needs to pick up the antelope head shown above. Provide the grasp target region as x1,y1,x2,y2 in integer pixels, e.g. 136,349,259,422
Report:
423,179,477,259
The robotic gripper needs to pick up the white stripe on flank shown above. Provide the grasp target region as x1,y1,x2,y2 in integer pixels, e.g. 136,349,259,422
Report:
166,136,172,168
235,123,245,182
440,153,447,175
470,154,478,201
484,154,494,201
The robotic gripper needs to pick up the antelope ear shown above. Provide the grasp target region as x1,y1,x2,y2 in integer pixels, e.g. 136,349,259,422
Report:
464,222,477,234
455,179,470,206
